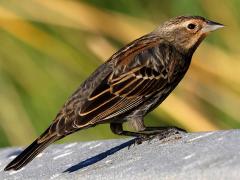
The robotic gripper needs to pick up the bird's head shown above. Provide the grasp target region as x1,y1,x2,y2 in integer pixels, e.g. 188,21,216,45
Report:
154,16,224,54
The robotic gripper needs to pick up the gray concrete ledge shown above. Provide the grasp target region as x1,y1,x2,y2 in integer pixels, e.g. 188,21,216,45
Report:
0,130,240,180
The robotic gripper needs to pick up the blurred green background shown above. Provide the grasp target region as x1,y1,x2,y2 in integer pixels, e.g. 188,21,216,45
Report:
0,0,240,147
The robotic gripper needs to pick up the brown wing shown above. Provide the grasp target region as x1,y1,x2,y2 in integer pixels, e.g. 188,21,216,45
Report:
78,66,168,125
75,35,171,127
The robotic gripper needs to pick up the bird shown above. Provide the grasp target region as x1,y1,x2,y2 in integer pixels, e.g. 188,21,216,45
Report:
4,15,223,171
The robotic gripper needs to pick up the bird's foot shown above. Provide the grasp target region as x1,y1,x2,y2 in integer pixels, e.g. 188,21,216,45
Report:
135,135,155,145
157,127,186,139
128,127,186,149
128,135,154,149
156,127,186,143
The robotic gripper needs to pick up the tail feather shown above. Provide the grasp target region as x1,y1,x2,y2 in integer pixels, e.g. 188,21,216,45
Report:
4,135,59,171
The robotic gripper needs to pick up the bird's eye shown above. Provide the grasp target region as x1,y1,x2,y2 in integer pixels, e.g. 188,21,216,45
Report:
187,23,196,30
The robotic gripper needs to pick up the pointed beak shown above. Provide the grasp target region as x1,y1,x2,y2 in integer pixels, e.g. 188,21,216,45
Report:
202,20,224,33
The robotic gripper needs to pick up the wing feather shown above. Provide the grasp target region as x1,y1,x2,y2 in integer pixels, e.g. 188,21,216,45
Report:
74,35,173,127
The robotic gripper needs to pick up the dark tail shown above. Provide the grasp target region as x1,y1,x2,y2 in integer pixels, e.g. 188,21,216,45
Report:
4,133,60,171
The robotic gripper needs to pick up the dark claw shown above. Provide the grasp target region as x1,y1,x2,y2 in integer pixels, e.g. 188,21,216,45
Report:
134,135,155,145
135,136,145,145
174,127,187,133
128,139,137,149
128,139,140,150
128,143,134,150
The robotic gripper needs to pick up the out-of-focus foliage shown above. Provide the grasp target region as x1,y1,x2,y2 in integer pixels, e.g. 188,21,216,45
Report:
0,0,239,147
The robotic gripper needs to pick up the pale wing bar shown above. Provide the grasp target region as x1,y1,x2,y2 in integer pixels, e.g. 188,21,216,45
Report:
76,66,167,127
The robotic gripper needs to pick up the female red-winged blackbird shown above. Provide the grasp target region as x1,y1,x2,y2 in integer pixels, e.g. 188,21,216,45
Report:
5,16,223,171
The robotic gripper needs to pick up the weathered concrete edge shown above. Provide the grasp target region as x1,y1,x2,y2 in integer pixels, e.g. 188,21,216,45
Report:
0,130,240,180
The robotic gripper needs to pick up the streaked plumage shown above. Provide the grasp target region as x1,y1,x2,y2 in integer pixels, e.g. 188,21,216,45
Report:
4,16,223,171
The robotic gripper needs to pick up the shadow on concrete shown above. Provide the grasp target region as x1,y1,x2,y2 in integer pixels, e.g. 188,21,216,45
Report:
64,138,136,173
7,149,23,157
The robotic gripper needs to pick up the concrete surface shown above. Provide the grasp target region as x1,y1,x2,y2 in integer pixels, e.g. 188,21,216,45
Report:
0,130,240,180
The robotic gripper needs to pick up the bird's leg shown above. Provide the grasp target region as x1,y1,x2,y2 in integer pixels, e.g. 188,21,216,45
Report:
110,122,151,148
129,116,187,142
110,122,158,149
110,122,186,147
110,115,187,145
110,116,151,139
110,123,145,137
